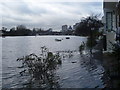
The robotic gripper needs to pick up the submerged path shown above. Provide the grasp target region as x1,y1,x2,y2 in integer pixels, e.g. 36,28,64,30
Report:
2,36,109,88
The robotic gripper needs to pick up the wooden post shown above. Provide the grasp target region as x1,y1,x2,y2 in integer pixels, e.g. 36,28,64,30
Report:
103,34,107,51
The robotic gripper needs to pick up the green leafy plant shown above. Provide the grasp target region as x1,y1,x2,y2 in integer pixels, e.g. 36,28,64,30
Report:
110,42,120,61
86,36,97,49
79,42,85,54
17,46,62,88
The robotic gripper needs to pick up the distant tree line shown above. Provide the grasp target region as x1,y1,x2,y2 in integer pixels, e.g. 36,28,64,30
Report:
0,15,103,36
1,25,55,36
1,25,74,36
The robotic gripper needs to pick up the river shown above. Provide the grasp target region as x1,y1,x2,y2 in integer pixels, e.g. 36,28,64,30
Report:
2,36,106,88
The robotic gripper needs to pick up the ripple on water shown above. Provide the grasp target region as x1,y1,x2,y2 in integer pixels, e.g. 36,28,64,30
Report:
2,36,106,88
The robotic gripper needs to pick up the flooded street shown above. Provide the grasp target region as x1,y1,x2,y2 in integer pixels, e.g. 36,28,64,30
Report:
2,36,107,88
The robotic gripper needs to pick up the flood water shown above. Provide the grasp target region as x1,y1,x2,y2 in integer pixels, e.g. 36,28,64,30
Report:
2,36,107,88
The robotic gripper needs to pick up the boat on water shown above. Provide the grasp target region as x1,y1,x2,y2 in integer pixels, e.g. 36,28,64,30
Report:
66,37,70,39
55,38,63,41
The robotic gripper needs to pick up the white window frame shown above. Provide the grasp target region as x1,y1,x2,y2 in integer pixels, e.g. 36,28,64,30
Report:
106,12,113,31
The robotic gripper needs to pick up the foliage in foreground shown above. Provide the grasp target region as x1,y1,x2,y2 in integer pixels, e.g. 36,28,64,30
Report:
79,42,85,54
86,36,97,49
17,46,62,88
107,42,120,88
110,43,120,61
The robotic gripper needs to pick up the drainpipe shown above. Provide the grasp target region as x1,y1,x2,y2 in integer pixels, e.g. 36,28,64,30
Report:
117,1,120,43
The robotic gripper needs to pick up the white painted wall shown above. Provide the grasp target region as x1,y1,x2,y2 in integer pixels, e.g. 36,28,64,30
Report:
103,6,117,51
106,32,116,51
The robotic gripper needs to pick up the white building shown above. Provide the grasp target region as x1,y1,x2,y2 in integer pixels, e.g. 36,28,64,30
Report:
73,23,79,30
62,25,68,32
68,25,73,31
103,0,120,51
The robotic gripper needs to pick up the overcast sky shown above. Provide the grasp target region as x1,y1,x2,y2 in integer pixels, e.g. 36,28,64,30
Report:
0,0,103,31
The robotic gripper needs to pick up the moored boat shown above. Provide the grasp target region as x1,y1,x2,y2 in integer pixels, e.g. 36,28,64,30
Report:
55,38,62,41
66,37,70,39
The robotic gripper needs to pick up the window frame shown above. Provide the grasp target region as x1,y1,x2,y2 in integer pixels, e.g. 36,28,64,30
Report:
106,12,113,31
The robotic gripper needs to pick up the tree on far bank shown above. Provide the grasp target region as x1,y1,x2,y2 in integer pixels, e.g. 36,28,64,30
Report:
1,27,7,32
15,25,32,36
16,25,26,31
10,27,16,32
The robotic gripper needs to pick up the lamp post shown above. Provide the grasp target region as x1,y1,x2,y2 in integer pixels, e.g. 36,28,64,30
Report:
87,19,94,55
90,28,94,54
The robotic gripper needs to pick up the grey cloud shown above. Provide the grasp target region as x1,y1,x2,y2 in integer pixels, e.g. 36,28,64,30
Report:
2,2,46,15
1,1,103,30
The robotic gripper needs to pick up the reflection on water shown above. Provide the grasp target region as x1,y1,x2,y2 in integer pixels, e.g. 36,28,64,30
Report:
56,52,106,88
2,36,107,88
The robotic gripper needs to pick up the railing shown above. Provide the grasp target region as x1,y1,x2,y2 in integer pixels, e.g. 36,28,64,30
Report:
116,27,120,43
111,28,120,43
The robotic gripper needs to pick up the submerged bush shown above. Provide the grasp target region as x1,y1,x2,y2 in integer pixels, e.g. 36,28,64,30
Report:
17,46,62,88
79,42,85,54
110,42,120,61
86,36,97,49
109,42,120,77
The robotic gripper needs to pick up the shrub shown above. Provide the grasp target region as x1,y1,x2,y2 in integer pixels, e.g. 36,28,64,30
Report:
86,36,97,49
79,42,85,54
110,42,120,61
17,46,61,88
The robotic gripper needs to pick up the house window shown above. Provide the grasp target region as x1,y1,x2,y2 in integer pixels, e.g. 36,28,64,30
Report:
106,12,113,31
